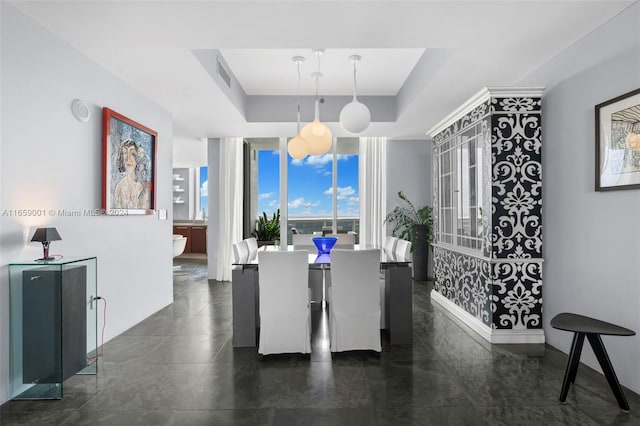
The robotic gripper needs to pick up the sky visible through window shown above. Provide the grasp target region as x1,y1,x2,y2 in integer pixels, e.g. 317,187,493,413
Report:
258,150,359,218
200,166,208,219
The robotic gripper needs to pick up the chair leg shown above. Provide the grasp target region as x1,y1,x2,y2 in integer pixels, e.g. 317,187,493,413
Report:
560,332,585,403
586,333,630,412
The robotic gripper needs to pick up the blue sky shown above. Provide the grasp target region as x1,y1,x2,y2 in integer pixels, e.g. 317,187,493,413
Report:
200,166,208,217
258,150,359,218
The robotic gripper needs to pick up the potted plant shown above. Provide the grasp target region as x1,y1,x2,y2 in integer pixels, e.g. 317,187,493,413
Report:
384,191,433,281
252,209,281,247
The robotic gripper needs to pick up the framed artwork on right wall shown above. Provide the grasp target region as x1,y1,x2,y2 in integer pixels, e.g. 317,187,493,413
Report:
595,87,640,191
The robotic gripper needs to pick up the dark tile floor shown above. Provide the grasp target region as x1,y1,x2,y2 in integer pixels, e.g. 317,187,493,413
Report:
2,258,639,425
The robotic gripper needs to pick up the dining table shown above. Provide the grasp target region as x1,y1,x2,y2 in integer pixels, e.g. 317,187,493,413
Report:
231,244,413,347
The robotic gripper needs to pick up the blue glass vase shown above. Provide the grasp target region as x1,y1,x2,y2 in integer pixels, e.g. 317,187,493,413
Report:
312,237,338,255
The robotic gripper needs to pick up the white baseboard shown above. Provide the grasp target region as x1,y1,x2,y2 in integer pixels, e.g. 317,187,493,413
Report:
430,290,545,344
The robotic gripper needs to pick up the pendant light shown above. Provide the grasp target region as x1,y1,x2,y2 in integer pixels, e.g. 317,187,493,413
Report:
301,49,332,155
287,56,309,159
339,55,371,134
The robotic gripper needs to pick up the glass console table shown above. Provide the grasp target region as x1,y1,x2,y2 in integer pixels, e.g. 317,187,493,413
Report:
9,256,97,399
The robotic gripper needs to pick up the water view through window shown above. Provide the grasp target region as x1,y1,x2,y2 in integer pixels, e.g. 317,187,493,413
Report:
257,140,359,242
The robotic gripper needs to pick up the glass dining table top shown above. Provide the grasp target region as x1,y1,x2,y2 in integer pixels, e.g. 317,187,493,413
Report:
233,244,411,267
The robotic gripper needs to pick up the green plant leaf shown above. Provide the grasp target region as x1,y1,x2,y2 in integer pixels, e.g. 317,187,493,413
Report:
384,191,433,250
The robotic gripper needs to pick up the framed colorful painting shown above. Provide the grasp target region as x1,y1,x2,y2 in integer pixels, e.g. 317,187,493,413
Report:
102,107,157,214
595,88,640,191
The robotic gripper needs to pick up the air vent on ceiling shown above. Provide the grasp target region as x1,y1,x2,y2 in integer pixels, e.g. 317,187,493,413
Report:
217,56,231,89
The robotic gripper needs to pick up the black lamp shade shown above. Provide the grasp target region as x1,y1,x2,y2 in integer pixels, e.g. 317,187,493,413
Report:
31,227,62,243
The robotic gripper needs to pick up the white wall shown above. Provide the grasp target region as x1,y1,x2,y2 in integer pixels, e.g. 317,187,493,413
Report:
518,3,640,394
173,136,207,168
386,138,433,276
207,138,221,279
0,4,174,403
386,138,433,229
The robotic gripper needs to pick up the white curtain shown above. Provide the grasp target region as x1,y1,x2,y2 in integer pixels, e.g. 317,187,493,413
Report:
214,137,244,281
359,137,387,248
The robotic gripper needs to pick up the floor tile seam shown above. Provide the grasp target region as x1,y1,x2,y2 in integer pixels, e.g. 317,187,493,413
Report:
467,399,581,409
121,334,175,364
103,335,172,364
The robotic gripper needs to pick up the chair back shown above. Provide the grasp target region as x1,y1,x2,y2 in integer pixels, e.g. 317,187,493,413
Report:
324,233,355,249
257,250,311,354
395,239,412,260
384,236,398,254
233,240,250,264
328,249,381,352
245,237,259,261
292,234,316,251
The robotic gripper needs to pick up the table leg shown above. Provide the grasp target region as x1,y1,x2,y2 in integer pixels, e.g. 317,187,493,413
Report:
586,333,630,412
560,332,585,403
386,264,412,345
232,266,259,347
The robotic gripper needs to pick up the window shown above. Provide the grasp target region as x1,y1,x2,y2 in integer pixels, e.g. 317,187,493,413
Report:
199,166,208,220
248,138,359,243
335,138,359,235
436,121,485,252
257,150,280,218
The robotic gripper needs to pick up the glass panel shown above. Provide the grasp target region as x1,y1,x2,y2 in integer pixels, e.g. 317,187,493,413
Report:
336,138,359,240
9,258,97,400
287,144,332,238
198,167,208,220
256,148,281,241
434,119,486,252
442,150,451,174
457,142,470,237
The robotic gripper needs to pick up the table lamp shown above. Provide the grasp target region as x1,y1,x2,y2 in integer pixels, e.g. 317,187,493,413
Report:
31,227,62,260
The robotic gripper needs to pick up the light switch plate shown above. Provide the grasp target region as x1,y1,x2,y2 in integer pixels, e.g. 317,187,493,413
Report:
158,209,167,220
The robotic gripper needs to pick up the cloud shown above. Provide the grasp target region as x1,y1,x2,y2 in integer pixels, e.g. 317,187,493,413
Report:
267,200,279,208
288,197,320,211
324,186,356,200
288,197,305,209
259,192,275,200
200,180,208,197
305,154,333,167
347,196,359,205
337,204,360,217
294,154,353,168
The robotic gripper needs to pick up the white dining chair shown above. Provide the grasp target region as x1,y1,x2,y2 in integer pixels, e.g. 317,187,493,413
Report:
395,239,412,261
233,240,250,264
379,237,398,328
245,237,259,261
257,250,311,355
327,249,381,353
384,236,398,254
292,234,316,251
324,233,355,249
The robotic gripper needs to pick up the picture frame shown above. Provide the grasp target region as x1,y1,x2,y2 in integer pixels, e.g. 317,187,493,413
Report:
595,88,640,191
102,107,157,214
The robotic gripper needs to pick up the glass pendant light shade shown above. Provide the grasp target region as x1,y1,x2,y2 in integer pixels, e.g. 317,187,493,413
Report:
340,100,371,134
340,54,370,134
302,119,332,155
288,133,309,159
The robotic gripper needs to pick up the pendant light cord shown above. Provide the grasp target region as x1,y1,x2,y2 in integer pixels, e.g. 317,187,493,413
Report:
352,59,358,101
314,51,321,119
296,60,302,134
